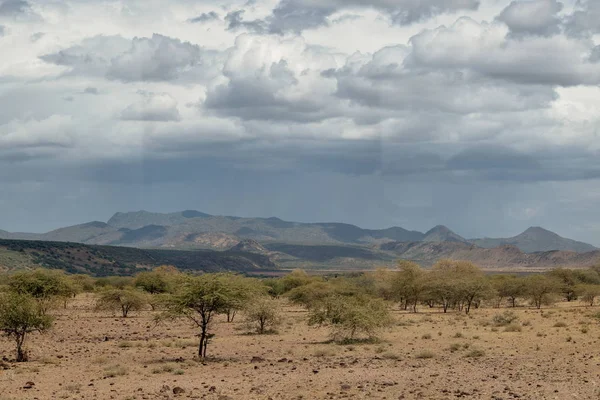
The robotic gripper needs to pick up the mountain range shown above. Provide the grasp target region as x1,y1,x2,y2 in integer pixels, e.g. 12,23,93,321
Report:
0,210,596,253
0,210,598,272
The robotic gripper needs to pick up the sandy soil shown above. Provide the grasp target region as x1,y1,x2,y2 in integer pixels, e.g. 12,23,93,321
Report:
1,294,600,400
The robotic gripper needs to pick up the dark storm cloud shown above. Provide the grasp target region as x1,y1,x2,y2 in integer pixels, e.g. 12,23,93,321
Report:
0,0,30,16
496,0,563,37
188,11,220,23
446,145,600,182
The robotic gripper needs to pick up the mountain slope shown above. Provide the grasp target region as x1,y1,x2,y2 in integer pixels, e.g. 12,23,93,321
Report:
423,225,468,243
472,227,597,253
379,241,600,269
0,239,277,276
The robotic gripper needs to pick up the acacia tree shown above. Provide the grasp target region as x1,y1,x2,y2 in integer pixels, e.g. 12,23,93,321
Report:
452,261,492,314
579,284,600,306
491,275,527,308
223,275,265,323
391,261,427,312
0,292,53,362
525,275,559,309
161,273,254,358
308,294,392,343
95,288,147,317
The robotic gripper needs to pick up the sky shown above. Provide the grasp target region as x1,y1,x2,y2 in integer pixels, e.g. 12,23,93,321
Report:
0,0,600,244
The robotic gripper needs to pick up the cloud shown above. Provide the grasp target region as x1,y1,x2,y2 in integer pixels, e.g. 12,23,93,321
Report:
0,0,30,16
564,0,600,37
0,25,5,36
204,34,340,122
120,91,181,122
406,17,600,86
0,115,75,157
40,34,210,82
83,87,98,95
225,10,268,33
225,0,480,34
496,0,563,37
188,11,220,23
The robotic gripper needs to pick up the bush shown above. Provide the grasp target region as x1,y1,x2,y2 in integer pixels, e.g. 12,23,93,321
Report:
415,350,435,359
465,349,485,358
504,323,522,332
244,297,281,334
308,294,392,343
492,311,519,326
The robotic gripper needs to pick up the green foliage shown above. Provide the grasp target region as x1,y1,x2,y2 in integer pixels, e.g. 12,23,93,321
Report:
579,284,600,306
287,281,333,308
427,260,492,314
524,275,560,309
68,274,96,292
244,297,281,334
134,269,173,294
0,292,53,361
7,269,76,313
308,294,392,343
391,261,427,312
280,269,315,293
490,275,527,307
94,276,134,290
95,288,147,317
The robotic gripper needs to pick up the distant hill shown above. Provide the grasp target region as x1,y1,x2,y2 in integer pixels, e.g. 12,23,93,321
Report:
471,227,597,253
230,239,269,254
0,210,429,248
0,210,596,257
379,241,600,269
423,225,468,243
0,239,277,276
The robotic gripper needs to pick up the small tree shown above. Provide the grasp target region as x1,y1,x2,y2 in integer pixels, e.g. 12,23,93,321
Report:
491,275,526,308
95,288,147,317
525,275,559,309
579,284,600,306
391,261,427,312
309,294,392,343
0,292,53,362
161,273,253,358
244,297,281,334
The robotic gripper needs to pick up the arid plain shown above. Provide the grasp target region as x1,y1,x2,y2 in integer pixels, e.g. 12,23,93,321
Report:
2,294,599,400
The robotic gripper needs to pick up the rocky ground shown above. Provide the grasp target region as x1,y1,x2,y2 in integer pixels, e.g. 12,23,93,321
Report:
1,295,600,399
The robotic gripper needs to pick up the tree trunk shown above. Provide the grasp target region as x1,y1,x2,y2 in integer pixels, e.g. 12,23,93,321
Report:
16,333,26,362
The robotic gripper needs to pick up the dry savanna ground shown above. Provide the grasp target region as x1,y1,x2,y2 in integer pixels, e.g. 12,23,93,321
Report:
1,294,600,400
